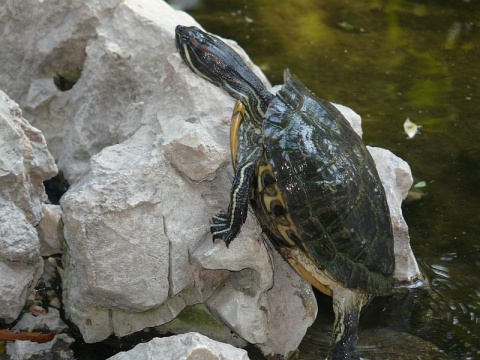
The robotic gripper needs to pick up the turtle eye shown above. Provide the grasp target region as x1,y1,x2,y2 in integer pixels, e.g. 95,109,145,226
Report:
176,33,188,46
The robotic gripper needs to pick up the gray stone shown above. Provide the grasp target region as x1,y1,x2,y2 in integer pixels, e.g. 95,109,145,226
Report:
0,198,40,263
260,242,318,358
37,204,64,256
0,92,57,222
0,0,216,183
332,102,364,137
13,308,69,333
368,147,421,284
0,260,43,323
0,90,57,323
107,332,250,360
6,334,74,360
155,304,248,349
195,224,272,344
163,120,229,182
61,126,170,337
46,0,312,351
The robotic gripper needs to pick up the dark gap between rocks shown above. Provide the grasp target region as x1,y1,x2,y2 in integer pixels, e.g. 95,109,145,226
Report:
44,171,70,205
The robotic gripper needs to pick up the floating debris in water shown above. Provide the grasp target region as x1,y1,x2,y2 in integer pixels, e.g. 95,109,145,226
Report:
444,21,475,51
338,21,355,32
414,181,427,188
404,118,421,139
445,21,462,50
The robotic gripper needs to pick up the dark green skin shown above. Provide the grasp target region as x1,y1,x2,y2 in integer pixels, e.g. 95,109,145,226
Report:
253,71,394,295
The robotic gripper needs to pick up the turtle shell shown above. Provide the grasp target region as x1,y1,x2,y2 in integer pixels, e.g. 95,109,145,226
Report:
250,70,394,295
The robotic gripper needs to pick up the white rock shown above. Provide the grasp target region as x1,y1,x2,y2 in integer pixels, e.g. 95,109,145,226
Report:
195,223,272,344
0,90,57,323
0,91,57,224
14,308,69,333
0,260,43,323
163,120,229,182
107,332,250,360
194,223,273,294
368,147,421,284
45,0,312,352
260,242,318,358
37,204,64,256
61,127,170,313
0,198,40,263
6,334,74,360
0,0,202,183
332,102,363,137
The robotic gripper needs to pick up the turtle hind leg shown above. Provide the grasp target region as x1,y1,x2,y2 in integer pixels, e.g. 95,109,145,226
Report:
328,287,371,360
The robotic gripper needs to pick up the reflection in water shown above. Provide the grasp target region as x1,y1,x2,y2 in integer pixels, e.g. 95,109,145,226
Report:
180,0,480,358
415,259,480,358
300,324,450,359
295,290,450,359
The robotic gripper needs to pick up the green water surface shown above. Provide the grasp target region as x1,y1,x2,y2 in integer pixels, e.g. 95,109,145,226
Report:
175,0,480,358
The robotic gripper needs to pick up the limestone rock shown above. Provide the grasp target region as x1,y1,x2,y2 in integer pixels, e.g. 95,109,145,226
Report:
0,260,43,323
61,126,171,335
44,0,314,352
0,199,40,263
13,308,68,333
332,102,363,137
194,222,273,327
0,91,57,225
0,90,57,323
368,147,421,284
0,0,232,184
6,334,74,360
107,332,250,360
163,119,229,182
37,204,64,256
260,243,318,358
154,304,248,349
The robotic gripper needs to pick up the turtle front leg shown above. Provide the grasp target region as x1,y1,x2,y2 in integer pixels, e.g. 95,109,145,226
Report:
211,160,255,246
328,287,371,360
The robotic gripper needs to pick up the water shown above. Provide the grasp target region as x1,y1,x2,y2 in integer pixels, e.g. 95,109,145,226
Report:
173,0,480,358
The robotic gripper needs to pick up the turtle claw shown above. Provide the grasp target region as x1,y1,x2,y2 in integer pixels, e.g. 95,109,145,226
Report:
211,212,228,224
210,212,238,247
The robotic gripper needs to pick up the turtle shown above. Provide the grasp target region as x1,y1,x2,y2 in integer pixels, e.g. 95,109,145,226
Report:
175,25,395,360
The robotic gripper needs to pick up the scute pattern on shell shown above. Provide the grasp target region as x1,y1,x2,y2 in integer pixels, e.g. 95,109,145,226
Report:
252,71,395,295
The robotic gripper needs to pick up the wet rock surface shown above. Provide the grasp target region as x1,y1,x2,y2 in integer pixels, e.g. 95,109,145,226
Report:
298,318,449,360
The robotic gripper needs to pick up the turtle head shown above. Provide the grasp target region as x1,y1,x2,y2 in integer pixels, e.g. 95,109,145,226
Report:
175,25,273,118
175,25,238,89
